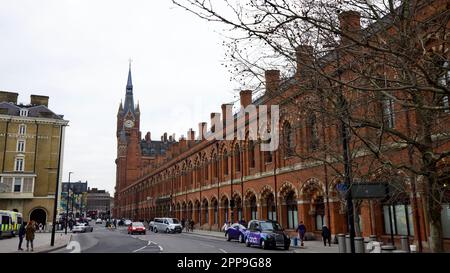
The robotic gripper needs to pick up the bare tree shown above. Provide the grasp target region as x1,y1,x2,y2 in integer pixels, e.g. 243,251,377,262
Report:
173,0,450,252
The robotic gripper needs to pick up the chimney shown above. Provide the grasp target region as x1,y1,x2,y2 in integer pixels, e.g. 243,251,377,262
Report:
338,10,361,44
265,70,280,96
187,128,195,141
198,122,207,140
239,90,252,108
221,103,233,140
210,112,220,133
179,136,187,152
169,135,173,142
163,132,168,142
145,132,151,142
0,91,18,104
30,95,49,107
296,45,314,80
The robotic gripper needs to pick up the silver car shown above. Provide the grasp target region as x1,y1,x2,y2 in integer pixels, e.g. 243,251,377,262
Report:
153,218,182,233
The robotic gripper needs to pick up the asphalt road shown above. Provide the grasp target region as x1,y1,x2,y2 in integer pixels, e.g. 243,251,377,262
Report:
52,224,294,253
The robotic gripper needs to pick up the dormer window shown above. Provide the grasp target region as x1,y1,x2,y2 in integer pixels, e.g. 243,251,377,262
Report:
20,109,28,117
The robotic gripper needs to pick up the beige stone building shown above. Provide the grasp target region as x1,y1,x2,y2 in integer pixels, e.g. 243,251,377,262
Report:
0,91,69,227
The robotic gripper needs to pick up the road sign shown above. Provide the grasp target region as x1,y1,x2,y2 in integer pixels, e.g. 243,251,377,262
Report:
336,183,348,192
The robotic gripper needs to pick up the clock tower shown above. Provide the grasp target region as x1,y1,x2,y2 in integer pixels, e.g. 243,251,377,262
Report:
115,64,141,195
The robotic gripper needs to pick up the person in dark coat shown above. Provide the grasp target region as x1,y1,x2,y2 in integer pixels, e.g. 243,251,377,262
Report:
17,223,26,251
322,225,331,246
25,221,36,251
296,221,306,246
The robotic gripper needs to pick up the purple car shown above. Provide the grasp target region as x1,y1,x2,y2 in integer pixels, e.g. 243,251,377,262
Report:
245,220,290,250
225,223,247,243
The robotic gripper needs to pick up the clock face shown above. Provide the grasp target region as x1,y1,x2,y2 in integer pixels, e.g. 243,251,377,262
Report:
124,120,134,128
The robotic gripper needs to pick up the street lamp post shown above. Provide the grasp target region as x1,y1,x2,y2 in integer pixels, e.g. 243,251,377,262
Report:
65,171,73,234
50,124,66,246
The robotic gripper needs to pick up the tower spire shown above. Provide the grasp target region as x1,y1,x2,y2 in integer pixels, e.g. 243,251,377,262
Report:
123,61,135,115
126,58,133,92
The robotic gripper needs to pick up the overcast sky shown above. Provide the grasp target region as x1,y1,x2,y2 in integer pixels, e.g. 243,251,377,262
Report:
0,0,239,195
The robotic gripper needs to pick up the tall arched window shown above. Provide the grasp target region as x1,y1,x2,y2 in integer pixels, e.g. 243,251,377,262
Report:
234,145,241,172
267,193,276,221
248,141,256,168
308,114,319,151
250,195,257,220
223,150,229,175
286,191,298,229
284,122,295,156
213,200,218,224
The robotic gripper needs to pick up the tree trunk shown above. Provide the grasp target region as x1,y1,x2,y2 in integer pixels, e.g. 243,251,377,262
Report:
424,160,444,253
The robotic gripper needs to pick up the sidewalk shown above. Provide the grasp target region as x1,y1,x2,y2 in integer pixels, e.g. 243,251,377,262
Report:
186,229,339,253
0,231,71,253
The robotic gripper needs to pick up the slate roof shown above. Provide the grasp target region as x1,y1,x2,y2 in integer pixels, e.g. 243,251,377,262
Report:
0,102,64,119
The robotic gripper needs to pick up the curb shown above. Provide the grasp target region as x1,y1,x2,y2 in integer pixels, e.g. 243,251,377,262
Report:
37,234,72,253
183,231,226,240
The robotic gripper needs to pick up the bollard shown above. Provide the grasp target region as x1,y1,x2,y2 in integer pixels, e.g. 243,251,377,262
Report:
355,237,365,253
337,234,346,253
400,236,410,252
345,234,351,253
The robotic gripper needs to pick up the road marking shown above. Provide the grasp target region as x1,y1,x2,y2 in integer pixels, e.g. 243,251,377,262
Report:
132,245,147,253
148,240,163,252
219,248,227,253
158,245,163,252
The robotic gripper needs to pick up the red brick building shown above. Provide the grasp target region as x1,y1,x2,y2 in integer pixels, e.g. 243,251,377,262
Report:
114,1,449,251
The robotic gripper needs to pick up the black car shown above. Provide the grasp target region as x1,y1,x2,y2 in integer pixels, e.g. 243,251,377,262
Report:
245,220,290,250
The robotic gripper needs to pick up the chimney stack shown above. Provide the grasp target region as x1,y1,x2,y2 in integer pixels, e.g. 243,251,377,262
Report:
187,128,195,141
296,45,314,80
164,132,168,142
221,103,233,139
30,95,49,107
0,91,18,104
210,112,220,133
265,70,280,96
198,122,207,141
145,132,151,142
239,90,252,108
338,10,361,45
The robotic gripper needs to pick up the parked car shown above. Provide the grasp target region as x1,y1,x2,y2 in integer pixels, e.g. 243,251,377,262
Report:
153,218,182,233
245,220,290,250
86,217,92,221
95,218,103,224
148,220,155,231
128,222,146,235
124,219,132,226
225,223,247,243
72,223,93,233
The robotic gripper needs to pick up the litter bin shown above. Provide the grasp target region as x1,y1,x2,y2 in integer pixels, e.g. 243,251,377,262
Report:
337,234,346,253
345,234,351,253
355,237,365,253
400,236,410,252
381,245,396,253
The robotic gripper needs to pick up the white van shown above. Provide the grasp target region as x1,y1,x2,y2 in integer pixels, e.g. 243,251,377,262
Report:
153,218,182,233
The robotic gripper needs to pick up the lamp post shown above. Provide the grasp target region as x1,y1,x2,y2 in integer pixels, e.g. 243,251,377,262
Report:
65,171,73,234
50,124,66,246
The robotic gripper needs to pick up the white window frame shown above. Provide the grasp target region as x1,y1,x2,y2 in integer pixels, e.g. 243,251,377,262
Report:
14,157,24,172
13,177,22,193
18,124,26,135
17,140,25,152
19,108,28,117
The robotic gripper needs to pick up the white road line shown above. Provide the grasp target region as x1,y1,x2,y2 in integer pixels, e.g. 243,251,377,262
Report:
158,245,164,252
132,245,147,253
148,240,164,252
200,243,215,248
219,248,227,253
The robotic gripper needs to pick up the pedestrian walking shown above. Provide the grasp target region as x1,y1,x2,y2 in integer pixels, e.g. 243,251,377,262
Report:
322,225,331,246
25,221,36,252
17,222,26,251
296,221,306,247
222,221,230,233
